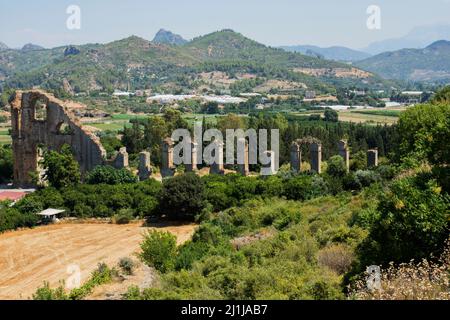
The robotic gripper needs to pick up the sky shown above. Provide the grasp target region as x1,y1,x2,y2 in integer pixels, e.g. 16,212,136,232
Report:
1,0,450,49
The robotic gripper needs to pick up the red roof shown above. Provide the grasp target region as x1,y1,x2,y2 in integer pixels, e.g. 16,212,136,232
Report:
0,191,28,202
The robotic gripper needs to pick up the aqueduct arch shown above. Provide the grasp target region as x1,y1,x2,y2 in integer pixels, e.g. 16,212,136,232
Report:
290,137,323,173
10,90,107,187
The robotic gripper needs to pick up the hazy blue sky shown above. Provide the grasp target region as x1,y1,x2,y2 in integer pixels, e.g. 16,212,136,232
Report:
1,0,449,49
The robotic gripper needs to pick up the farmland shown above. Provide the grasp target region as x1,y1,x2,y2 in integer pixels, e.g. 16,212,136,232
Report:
0,221,196,300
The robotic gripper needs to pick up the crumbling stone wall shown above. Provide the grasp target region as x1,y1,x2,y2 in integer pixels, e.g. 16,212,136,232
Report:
10,90,106,187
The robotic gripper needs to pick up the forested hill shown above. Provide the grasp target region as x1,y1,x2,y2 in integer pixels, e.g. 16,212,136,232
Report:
355,40,450,82
0,30,387,94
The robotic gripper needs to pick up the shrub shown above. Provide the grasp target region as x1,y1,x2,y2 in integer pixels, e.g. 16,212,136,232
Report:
139,230,177,273
317,244,354,275
112,209,135,224
119,257,135,275
326,155,347,178
0,207,39,233
32,282,68,300
69,263,113,300
358,174,450,266
284,175,329,201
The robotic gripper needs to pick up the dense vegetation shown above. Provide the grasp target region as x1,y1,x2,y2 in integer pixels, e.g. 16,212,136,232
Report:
1,87,449,300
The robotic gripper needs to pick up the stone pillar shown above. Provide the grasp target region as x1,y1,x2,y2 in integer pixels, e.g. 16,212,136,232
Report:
367,149,378,168
261,150,277,176
186,142,198,173
138,151,152,181
113,147,129,169
338,140,350,172
210,140,225,175
290,142,301,172
237,138,249,176
161,138,176,177
310,142,322,174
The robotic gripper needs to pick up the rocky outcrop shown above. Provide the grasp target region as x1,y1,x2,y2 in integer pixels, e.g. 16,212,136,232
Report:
152,29,188,46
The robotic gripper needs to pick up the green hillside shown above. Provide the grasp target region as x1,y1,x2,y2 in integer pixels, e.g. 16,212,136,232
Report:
355,40,450,82
0,30,386,94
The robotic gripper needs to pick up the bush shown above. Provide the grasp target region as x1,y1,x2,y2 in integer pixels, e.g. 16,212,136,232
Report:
119,257,135,275
0,207,39,233
317,244,354,275
284,175,328,201
32,282,68,300
358,174,450,266
159,173,205,221
112,209,135,224
139,230,177,273
85,166,137,185
326,156,347,178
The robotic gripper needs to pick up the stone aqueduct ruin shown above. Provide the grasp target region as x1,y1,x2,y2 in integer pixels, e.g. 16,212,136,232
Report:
10,90,378,187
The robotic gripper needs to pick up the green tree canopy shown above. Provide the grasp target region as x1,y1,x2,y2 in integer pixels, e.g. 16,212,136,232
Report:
42,144,80,189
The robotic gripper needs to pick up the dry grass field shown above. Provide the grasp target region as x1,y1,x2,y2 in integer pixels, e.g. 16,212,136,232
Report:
0,222,197,300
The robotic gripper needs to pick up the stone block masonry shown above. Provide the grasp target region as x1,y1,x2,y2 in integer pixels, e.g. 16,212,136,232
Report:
10,90,106,187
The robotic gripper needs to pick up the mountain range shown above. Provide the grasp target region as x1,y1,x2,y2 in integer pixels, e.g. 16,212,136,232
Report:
1,29,387,95
362,24,450,55
279,45,371,62
355,40,450,82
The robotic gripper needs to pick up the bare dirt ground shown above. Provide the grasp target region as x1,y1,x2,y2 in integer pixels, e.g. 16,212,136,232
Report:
0,222,197,300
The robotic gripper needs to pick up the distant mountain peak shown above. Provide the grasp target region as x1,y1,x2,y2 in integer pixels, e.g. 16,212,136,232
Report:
280,45,371,62
152,29,188,46
426,40,450,50
21,43,44,51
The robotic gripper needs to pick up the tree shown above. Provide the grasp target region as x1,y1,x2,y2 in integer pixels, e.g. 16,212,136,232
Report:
358,174,450,266
326,155,347,178
217,113,246,133
396,103,449,166
159,173,205,221
0,145,13,183
350,151,367,171
324,109,339,122
121,122,144,154
42,145,80,189
432,86,450,104
139,230,177,273
85,166,137,185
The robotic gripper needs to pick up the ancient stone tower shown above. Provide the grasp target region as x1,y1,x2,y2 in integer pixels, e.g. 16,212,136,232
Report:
161,138,176,178
338,140,350,172
10,90,106,187
185,142,198,173
290,142,301,172
310,142,322,174
138,151,152,181
237,138,249,176
210,140,225,175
